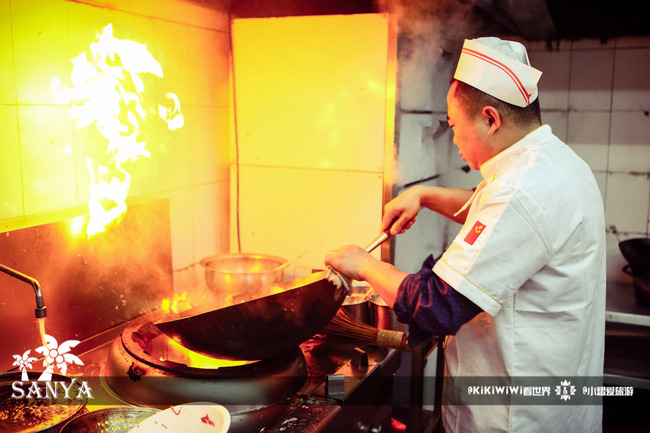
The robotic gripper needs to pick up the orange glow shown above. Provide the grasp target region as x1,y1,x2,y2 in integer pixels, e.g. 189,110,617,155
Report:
51,24,184,236
160,337,251,369
158,293,250,367
36,317,50,371
65,214,87,237
161,291,192,314
36,317,47,350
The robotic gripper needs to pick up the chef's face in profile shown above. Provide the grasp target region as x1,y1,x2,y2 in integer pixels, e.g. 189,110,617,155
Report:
446,81,487,171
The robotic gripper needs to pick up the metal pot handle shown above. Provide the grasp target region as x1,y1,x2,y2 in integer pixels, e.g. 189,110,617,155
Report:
622,264,634,276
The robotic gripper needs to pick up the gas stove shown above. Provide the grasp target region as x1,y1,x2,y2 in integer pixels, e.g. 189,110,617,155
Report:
0,199,404,432
72,311,401,433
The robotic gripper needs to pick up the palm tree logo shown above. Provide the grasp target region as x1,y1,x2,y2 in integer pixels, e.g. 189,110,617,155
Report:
34,334,84,382
12,350,37,382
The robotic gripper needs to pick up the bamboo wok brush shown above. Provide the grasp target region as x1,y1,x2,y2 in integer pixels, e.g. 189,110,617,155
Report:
324,308,406,349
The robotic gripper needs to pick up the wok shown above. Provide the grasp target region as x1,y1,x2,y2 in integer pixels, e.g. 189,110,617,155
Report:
0,372,87,433
619,238,650,307
619,237,650,273
156,233,390,360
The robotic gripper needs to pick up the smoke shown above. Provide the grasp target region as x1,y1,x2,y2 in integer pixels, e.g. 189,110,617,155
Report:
377,0,477,47
372,0,498,188
375,0,510,70
376,0,491,119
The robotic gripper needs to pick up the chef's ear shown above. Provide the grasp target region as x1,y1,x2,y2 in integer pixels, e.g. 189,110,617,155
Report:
483,106,500,135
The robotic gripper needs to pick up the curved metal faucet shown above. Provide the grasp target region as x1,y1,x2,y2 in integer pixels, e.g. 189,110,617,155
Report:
0,264,47,318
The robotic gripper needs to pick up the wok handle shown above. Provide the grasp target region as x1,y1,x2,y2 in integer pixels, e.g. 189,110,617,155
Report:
623,264,634,276
365,232,391,253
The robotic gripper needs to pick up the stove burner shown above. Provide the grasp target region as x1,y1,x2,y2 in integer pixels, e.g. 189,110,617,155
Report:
103,313,307,409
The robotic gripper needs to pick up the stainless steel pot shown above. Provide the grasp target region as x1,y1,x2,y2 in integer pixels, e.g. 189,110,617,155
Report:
200,253,287,298
341,284,372,324
370,294,408,333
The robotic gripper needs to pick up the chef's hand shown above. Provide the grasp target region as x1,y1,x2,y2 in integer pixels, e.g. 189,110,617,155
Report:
324,245,376,282
382,187,421,235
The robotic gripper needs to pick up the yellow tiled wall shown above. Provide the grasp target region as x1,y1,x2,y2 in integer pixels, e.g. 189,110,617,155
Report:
0,0,231,292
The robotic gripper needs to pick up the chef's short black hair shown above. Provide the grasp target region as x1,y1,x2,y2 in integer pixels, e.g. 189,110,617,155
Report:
452,79,542,127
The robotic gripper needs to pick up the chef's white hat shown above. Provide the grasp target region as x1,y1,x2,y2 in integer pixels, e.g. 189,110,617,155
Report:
453,37,542,108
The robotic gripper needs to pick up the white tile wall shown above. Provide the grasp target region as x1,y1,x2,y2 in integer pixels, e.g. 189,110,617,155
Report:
612,46,650,111
609,111,650,172
393,178,448,273
605,172,650,234
569,48,614,110
543,110,568,143
529,48,571,111
396,114,439,186
567,111,610,171
0,0,231,294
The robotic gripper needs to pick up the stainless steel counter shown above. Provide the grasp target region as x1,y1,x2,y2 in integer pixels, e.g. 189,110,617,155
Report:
604,281,650,391
606,281,650,327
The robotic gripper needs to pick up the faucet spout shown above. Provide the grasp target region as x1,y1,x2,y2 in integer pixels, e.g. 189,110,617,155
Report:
0,264,47,318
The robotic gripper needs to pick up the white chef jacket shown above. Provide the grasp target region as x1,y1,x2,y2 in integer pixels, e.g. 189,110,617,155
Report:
433,125,606,433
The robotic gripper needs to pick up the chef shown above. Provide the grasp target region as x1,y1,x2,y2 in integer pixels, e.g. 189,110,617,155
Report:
325,37,606,433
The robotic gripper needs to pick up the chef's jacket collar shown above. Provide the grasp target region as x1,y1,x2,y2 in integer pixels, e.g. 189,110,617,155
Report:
479,124,550,181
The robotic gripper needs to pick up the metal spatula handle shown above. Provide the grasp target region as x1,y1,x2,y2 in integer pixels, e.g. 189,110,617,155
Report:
365,232,391,253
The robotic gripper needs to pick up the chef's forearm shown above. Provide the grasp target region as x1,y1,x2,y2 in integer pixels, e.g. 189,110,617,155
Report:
415,185,474,224
358,258,408,308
